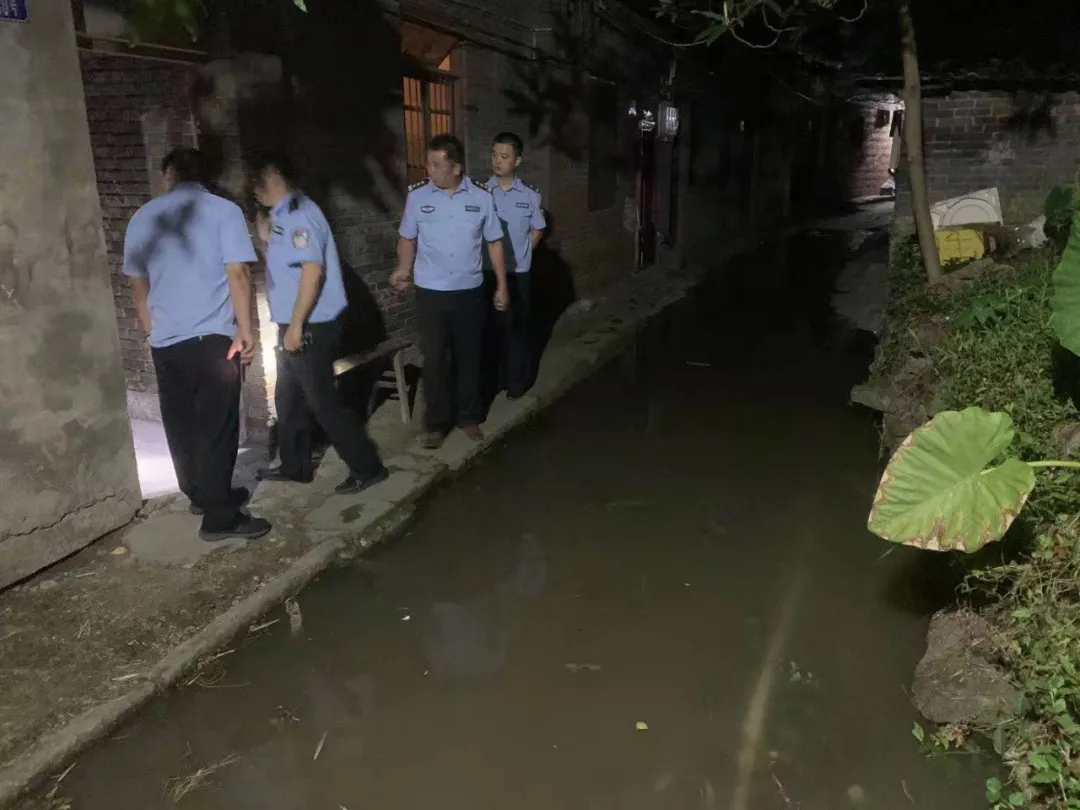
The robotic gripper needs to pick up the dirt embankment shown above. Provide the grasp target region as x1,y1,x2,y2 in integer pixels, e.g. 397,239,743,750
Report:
850,257,1013,452
850,255,1022,728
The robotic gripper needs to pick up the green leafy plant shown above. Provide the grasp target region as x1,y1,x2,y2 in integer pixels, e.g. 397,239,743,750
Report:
869,197,1080,553
868,408,1080,552
965,518,1080,810
956,289,1011,330
1052,200,1080,357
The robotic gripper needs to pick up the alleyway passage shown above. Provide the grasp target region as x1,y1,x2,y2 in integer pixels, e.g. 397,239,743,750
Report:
38,227,991,809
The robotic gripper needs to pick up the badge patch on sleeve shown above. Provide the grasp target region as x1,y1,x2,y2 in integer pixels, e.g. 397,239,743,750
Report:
465,205,481,212
292,228,309,249
420,205,436,213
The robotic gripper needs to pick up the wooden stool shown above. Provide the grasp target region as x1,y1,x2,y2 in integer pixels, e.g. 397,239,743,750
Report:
332,338,412,425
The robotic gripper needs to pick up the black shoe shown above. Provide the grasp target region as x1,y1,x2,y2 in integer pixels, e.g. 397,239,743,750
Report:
199,515,272,543
189,487,251,516
256,467,313,484
334,466,390,496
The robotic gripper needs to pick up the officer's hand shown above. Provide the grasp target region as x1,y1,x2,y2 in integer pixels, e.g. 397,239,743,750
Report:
283,324,304,353
493,286,509,313
227,330,256,366
390,267,412,292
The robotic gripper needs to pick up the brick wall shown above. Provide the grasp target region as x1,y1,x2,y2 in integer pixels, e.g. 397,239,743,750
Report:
896,90,1080,226
848,101,898,199
79,52,198,408
284,3,413,365
80,50,275,438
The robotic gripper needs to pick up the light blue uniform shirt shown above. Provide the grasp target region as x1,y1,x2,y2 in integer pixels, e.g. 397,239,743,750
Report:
486,176,546,273
123,183,256,349
398,177,503,291
265,194,348,324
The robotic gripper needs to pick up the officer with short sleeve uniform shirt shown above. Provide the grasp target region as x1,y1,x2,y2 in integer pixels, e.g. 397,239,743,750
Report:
123,147,270,542
485,132,546,398
392,134,509,450
486,131,544,401
487,176,545,269
252,154,387,496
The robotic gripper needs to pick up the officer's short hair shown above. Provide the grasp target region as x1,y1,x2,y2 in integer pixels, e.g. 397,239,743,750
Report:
250,152,300,188
429,134,465,167
492,132,524,158
161,148,208,184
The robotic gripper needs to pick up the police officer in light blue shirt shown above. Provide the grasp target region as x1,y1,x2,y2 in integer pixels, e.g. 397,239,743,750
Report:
251,153,387,496
123,147,270,542
391,134,509,450
487,131,546,398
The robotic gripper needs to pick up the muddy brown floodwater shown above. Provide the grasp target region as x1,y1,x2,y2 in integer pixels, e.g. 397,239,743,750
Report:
36,230,992,810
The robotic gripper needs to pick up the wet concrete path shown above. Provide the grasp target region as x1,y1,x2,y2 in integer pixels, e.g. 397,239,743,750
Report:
41,230,990,809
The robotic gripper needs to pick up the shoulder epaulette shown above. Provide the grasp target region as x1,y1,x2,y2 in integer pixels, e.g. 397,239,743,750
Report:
472,178,492,192
522,181,541,195
408,180,429,192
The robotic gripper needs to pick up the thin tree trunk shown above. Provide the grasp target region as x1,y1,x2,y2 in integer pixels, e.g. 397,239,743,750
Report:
897,0,943,285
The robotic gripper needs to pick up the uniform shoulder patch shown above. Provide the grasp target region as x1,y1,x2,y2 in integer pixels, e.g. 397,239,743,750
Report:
522,181,540,194
408,180,429,192
472,179,492,193
292,228,309,249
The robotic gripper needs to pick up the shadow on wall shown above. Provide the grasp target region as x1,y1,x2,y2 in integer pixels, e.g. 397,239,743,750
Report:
530,210,576,361
1004,91,1058,142
190,0,406,359
500,6,649,303
503,8,633,166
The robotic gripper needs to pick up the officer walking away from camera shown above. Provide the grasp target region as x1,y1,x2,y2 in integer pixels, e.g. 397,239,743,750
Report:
251,153,389,495
487,131,546,399
391,134,509,450
123,147,271,542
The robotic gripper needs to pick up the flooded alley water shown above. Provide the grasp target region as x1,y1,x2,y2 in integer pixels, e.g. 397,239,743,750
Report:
43,228,991,810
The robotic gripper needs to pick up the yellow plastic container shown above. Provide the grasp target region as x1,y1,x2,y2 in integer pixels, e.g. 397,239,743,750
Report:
935,228,986,262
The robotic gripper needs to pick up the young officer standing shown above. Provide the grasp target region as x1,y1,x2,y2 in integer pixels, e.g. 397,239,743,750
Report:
251,153,388,495
487,132,546,398
391,134,509,449
124,148,271,542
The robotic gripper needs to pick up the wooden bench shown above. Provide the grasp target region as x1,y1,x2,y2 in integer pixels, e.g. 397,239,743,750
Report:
332,337,412,425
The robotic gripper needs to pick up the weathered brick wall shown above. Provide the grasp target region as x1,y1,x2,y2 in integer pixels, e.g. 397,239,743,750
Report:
848,101,897,199
79,52,198,406
80,51,274,438
286,4,413,363
896,91,1080,226
547,140,634,298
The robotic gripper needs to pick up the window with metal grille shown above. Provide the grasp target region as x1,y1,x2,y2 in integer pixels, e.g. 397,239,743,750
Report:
403,63,455,186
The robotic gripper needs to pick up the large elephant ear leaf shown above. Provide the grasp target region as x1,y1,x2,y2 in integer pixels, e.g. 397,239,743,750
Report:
1051,190,1080,357
868,408,1035,553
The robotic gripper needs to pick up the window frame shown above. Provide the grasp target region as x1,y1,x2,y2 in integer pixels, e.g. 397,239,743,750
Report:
403,63,457,187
